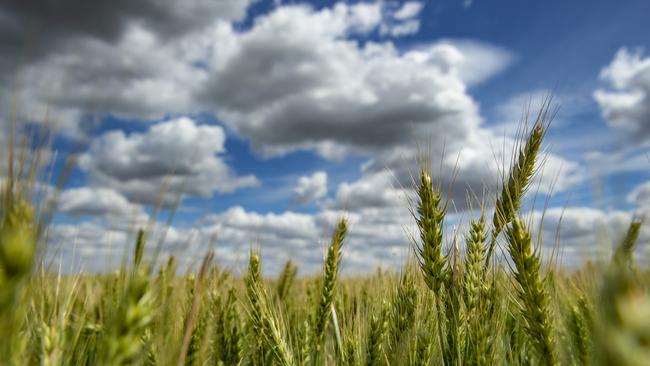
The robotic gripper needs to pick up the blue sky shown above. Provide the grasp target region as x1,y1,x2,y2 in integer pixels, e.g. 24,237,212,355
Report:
1,0,649,274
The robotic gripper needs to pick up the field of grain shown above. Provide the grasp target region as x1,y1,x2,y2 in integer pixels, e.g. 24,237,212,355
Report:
0,110,648,366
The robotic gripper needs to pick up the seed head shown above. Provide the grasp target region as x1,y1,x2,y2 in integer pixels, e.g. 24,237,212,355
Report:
0,198,36,277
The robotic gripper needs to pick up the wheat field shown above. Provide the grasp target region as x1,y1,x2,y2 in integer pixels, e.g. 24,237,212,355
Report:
0,109,648,366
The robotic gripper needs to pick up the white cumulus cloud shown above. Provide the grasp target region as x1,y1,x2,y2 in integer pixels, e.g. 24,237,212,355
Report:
79,117,259,206
58,187,145,218
594,47,650,142
293,171,328,204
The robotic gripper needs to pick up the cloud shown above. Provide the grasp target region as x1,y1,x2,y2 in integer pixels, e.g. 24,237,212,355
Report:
0,1,253,130
0,0,251,59
5,1,510,171
58,187,145,218
79,117,259,206
380,1,423,37
48,201,648,275
293,171,328,204
2,1,595,274
207,206,319,242
441,40,514,86
594,47,650,142
47,199,412,275
45,219,193,273
200,204,412,275
583,146,650,179
199,206,322,274
3,2,418,133
627,180,650,210
46,222,131,272
327,170,407,210
193,3,573,213
0,0,258,136
358,126,584,211
393,2,424,20
380,20,420,37
200,5,488,159
346,2,383,34
532,207,648,266
7,23,207,131
3,0,505,159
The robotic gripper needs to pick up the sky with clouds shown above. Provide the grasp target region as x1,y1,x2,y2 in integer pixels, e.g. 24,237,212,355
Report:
1,0,649,275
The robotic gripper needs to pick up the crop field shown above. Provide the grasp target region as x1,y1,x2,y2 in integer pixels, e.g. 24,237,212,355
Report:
2,0,650,364
0,109,648,366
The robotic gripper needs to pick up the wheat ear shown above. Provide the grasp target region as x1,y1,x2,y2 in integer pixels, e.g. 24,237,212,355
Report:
505,218,556,365
412,169,447,294
276,259,298,302
310,218,348,362
245,251,294,366
486,113,547,266
612,218,643,267
366,300,389,366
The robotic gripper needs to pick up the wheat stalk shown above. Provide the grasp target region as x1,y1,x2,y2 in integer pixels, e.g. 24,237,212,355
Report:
245,251,295,366
366,300,389,366
310,218,347,362
505,218,557,365
277,259,298,302
100,268,156,365
486,109,548,266
389,270,417,352
211,286,242,365
612,218,643,268
412,169,447,294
